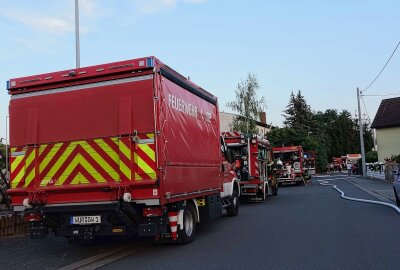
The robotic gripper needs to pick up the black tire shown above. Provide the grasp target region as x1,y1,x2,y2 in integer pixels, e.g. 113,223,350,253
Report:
394,188,400,207
296,179,305,186
180,203,196,244
226,189,239,217
272,182,278,196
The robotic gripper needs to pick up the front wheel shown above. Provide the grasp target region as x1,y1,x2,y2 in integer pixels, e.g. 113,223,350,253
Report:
226,189,239,216
180,204,197,244
272,182,278,196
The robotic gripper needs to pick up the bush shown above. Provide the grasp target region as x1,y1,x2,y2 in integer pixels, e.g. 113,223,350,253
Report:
365,151,378,163
391,154,400,164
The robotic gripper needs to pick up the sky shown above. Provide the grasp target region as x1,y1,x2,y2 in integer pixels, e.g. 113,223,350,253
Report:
0,0,399,141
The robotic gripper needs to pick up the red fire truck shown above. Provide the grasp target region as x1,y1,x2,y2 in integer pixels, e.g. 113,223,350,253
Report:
6,56,240,243
272,146,306,185
222,132,278,202
303,151,316,178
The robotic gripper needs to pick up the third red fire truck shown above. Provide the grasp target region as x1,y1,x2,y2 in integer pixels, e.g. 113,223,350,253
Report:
272,146,306,185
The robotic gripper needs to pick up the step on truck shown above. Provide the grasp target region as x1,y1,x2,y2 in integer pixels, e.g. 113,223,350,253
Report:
6,56,240,244
222,132,278,202
272,146,306,185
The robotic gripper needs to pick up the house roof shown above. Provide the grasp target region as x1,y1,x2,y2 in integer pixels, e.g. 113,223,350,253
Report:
371,97,400,129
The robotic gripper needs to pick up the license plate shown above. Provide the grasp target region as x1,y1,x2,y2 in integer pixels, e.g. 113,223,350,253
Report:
71,215,101,225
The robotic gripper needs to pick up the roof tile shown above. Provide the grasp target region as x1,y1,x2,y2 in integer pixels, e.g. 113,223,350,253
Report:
371,97,400,129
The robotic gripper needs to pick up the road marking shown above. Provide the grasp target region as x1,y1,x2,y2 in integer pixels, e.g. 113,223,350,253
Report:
57,241,152,270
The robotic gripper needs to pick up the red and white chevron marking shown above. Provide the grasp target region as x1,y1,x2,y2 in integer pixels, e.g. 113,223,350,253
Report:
168,211,178,240
221,131,241,138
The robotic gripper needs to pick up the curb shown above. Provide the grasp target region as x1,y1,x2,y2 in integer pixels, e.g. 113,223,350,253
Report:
346,177,395,204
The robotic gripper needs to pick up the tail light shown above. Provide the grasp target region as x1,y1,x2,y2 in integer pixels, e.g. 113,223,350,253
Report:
143,207,163,217
24,212,43,222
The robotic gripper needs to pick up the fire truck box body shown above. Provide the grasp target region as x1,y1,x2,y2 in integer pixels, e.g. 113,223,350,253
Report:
272,146,305,184
7,56,239,242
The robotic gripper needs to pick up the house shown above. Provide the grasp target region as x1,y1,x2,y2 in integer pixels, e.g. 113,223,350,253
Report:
219,111,273,136
371,97,400,162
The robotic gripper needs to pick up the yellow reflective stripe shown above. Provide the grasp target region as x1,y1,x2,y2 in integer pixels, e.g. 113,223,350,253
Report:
94,139,119,163
70,172,90,185
25,150,35,168
120,161,131,179
146,133,155,138
24,150,36,187
119,141,131,160
24,170,36,187
39,143,63,173
11,156,24,172
137,156,156,179
11,168,25,188
78,154,106,183
135,172,142,180
83,142,118,180
54,155,80,186
44,143,75,181
138,144,155,162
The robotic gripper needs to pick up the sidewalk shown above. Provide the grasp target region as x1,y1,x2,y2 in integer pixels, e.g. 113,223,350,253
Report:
346,175,396,204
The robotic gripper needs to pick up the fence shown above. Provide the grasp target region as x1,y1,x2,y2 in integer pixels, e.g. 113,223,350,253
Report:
0,213,28,237
366,166,385,180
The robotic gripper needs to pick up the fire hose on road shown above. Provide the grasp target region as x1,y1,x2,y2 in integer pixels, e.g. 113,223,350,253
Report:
318,179,400,215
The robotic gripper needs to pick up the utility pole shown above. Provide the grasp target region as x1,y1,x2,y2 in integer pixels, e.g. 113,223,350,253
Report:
357,87,367,178
75,0,80,68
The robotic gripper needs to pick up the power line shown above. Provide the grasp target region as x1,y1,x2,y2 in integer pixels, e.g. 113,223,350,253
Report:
362,40,400,93
363,92,400,97
360,95,370,122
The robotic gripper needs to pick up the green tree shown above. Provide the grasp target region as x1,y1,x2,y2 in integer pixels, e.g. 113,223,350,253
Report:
283,90,316,133
227,73,266,134
365,151,378,163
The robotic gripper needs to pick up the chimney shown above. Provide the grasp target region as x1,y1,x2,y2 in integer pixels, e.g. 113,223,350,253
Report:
259,112,266,124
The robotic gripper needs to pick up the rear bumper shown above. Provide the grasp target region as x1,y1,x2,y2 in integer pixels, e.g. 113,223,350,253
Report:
277,177,302,183
25,201,169,239
8,182,160,206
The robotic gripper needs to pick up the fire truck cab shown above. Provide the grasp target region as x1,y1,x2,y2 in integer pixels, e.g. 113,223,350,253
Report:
222,132,278,202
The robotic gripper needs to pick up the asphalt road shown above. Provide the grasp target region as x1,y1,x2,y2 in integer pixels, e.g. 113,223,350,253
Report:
103,175,400,270
1,174,399,270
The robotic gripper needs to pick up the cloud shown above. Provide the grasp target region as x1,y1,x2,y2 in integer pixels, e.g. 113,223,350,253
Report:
2,9,74,35
0,0,105,35
133,0,208,14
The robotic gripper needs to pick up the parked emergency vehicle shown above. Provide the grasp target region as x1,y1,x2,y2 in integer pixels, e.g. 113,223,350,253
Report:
6,56,240,243
272,146,306,185
222,132,278,202
303,151,316,178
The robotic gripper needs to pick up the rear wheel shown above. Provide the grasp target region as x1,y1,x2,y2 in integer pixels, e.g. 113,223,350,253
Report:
226,189,239,217
180,204,196,244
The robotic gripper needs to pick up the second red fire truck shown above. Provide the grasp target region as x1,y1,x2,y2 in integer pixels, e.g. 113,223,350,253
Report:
222,132,278,202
